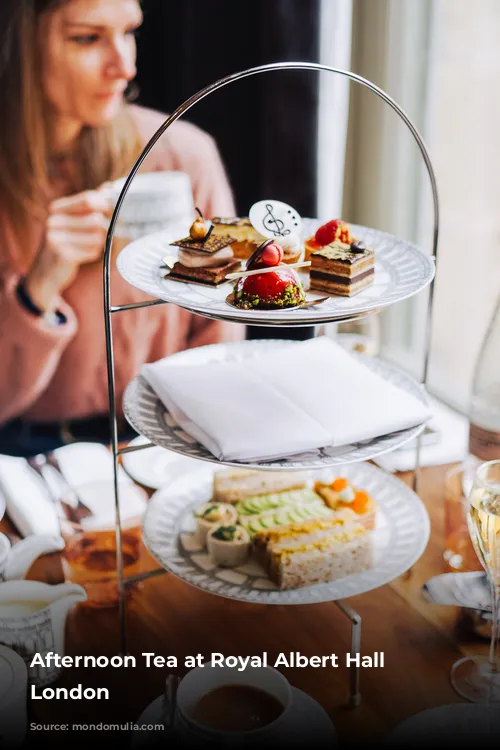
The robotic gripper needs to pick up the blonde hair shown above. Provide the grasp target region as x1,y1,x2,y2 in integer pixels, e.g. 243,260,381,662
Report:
0,0,142,267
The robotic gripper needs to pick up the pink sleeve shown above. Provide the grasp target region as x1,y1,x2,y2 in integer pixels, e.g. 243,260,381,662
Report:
0,270,78,424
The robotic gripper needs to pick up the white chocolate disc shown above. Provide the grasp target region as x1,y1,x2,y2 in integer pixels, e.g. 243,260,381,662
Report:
249,200,302,239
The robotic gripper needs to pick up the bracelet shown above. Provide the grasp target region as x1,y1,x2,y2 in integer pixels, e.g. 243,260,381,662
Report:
16,279,67,327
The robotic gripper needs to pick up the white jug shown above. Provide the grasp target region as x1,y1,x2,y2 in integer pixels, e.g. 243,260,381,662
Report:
0,532,64,581
0,581,86,685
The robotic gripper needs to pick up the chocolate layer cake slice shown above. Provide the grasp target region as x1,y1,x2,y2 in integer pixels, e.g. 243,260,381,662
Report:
168,258,241,286
170,233,235,254
309,241,375,297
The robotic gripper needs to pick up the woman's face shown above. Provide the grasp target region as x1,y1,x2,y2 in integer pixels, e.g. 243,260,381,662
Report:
41,0,143,128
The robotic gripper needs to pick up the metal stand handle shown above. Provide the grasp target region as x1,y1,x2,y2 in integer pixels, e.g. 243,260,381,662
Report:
102,64,440,692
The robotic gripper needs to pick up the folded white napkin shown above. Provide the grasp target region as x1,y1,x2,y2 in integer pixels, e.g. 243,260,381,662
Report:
141,337,431,462
0,443,146,538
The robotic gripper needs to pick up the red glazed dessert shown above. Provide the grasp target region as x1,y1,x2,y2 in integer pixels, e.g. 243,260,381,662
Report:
233,241,305,309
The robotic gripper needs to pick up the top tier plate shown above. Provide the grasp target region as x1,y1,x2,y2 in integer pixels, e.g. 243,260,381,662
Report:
116,219,435,326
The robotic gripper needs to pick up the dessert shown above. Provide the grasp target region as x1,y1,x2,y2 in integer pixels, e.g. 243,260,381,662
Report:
304,218,354,261
211,217,266,259
194,502,238,546
168,258,241,286
206,524,250,567
277,234,304,265
309,241,375,297
213,469,308,504
314,477,377,531
232,241,306,310
253,517,372,590
168,210,241,285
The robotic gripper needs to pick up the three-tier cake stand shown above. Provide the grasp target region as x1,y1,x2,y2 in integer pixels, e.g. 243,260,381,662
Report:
103,63,439,708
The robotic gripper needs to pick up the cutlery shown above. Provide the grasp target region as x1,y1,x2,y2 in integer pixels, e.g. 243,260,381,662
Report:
225,292,330,311
26,455,72,524
26,455,92,524
45,452,93,522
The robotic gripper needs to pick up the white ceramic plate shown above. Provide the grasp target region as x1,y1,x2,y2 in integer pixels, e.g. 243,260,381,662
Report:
131,687,337,748
123,340,427,471
116,219,435,326
122,436,212,490
385,705,500,745
142,461,430,605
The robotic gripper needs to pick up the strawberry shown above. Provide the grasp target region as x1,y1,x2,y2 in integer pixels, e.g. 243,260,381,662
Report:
315,219,341,246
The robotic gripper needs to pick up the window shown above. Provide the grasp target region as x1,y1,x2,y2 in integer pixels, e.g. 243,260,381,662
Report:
318,0,500,413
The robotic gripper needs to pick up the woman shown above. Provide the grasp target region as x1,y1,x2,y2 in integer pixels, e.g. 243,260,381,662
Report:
0,0,240,456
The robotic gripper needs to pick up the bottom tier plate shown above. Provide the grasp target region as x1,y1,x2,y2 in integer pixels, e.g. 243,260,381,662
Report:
142,462,430,605
123,339,427,471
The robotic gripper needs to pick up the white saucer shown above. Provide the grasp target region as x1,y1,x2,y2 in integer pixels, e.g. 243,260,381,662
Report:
131,686,337,748
385,704,500,745
122,436,210,490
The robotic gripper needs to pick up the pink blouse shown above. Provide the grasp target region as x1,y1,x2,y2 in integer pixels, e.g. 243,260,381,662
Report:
0,105,242,424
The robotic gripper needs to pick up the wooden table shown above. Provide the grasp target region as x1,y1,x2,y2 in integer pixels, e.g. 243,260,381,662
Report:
2,463,488,746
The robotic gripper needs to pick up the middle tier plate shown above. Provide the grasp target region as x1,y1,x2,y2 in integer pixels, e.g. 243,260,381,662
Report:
123,340,428,471
116,219,435,326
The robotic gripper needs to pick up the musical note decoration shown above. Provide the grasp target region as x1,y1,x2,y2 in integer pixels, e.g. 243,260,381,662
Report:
249,200,302,239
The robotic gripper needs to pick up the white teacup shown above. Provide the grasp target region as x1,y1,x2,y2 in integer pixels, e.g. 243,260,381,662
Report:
174,662,293,746
109,170,194,241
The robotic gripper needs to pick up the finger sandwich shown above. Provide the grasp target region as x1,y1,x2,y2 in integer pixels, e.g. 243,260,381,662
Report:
253,518,372,590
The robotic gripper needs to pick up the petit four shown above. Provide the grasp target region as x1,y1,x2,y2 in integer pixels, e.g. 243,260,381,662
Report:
213,469,308,504
212,217,266,259
304,218,354,261
309,241,375,297
253,517,372,590
168,210,241,285
232,241,306,309
169,258,241,286
194,502,237,545
207,524,250,567
277,234,304,265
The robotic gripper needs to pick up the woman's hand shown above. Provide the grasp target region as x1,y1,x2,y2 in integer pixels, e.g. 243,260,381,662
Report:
25,186,113,312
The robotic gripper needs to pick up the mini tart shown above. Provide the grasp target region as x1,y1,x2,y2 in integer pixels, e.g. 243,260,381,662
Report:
279,235,304,265
305,219,354,260
194,503,237,546
212,217,266,259
207,524,250,567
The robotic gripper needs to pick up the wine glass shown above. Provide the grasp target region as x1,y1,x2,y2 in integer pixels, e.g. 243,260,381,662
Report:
451,460,500,703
